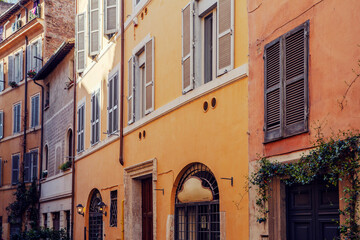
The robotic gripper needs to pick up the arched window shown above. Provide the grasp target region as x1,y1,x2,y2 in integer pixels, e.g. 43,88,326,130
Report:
175,163,220,240
44,144,48,171
89,190,103,240
67,129,73,159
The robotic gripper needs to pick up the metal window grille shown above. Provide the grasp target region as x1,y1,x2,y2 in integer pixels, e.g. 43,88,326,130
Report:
110,190,118,227
89,190,103,240
175,163,220,240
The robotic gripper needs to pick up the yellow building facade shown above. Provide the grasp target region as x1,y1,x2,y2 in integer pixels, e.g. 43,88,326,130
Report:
74,0,249,239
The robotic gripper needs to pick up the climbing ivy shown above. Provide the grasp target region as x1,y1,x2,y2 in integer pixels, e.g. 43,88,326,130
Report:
249,131,360,240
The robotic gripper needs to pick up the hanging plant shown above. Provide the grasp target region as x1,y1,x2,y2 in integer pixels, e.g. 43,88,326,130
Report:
249,131,360,239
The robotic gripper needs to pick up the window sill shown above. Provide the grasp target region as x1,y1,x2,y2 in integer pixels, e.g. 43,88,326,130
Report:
263,130,309,144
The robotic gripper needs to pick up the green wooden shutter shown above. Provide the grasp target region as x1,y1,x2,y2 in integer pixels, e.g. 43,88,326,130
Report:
264,38,282,142
283,22,309,137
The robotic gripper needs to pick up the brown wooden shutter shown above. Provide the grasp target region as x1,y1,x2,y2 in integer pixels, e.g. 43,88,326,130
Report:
90,0,100,55
127,57,135,124
182,1,194,94
76,12,86,72
284,22,309,137
105,0,118,34
264,39,282,142
8,55,14,85
145,38,154,114
217,0,234,76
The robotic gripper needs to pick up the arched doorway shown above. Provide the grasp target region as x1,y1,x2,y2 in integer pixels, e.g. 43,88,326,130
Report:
175,163,220,240
89,190,103,240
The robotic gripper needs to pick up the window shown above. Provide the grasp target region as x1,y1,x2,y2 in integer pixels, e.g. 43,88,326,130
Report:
67,129,73,160
110,190,118,227
44,144,48,172
11,154,20,185
108,72,119,133
24,150,38,182
43,213,48,229
127,38,154,124
77,104,85,152
181,0,234,93
8,50,23,85
13,103,21,134
0,61,4,92
11,14,21,33
76,12,86,73
30,94,40,128
89,0,100,56
52,212,60,231
104,0,118,35
45,83,50,108
55,143,62,175
28,39,42,72
91,90,100,144
264,22,309,142
0,111,3,139
28,0,40,21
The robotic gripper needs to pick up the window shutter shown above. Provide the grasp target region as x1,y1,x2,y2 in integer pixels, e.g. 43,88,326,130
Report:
0,159,2,186
105,0,118,34
0,61,4,91
264,39,282,142
127,57,135,124
108,77,113,133
8,55,14,85
113,75,118,131
35,95,39,126
0,112,3,139
36,40,42,72
31,97,35,128
91,94,95,144
80,106,84,151
24,153,30,182
32,152,38,180
18,50,23,83
95,91,100,142
26,46,31,73
217,0,234,76
144,39,154,114
77,109,80,152
284,23,308,136
90,0,100,56
181,2,194,94
76,13,86,72
12,155,19,185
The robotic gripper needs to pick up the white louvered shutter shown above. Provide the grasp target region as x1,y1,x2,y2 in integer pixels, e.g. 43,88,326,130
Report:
145,38,154,114
8,55,14,85
91,93,95,144
76,13,86,72
182,1,194,94
89,0,100,55
0,112,3,139
36,40,42,71
113,74,118,132
108,77,113,133
35,95,39,126
26,46,31,73
217,0,234,76
77,108,80,152
18,50,23,83
105,0,118,34
0,61,4,91
95,90,100,142
127,57,135,124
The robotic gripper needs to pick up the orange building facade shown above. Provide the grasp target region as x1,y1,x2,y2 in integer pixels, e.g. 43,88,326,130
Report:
73,0,249,239
248,0,360,239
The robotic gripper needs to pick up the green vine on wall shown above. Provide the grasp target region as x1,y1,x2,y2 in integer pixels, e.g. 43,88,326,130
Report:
249,131,360,240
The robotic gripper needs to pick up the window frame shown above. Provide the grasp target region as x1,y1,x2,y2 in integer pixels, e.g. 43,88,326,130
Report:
24,149,38,182
13,102,21,134
202,8,217,84
77,103,85,153
30,93,40,128
110,190,118,227
14,51,22,83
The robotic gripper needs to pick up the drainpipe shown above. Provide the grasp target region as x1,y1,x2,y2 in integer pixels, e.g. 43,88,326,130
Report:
70,56,76,240
119,0,124,166
23,36,28,182
32,78,44,225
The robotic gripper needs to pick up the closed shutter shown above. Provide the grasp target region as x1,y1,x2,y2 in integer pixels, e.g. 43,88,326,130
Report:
31,97,35,127
182,2,194,94
80,106,84,151
95,90,100,142
217,0,234,76
284,23,308,136
18,50,23,83
8,55,14,85
0,112,3,139
26,45,31,73
0,159,2,186
24,153,31,182
105,0,118,34
31,151,38,180
35,95,39,126
127,57,135,124
264,38,282,142
77,108,80,152
0,61,4,91
14,104,21,133
36,40,42,71
76,13,86,72
89,0,100,55
145,38,154,114
108,77,113,133
113,74,118,132
12,155,19,185
91,94,95,144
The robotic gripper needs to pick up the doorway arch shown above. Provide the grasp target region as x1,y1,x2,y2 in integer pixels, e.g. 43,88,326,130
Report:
88,189,103,240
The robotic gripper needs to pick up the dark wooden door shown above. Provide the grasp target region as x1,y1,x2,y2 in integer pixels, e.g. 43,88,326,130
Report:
287,180,339,240
142,178,153,240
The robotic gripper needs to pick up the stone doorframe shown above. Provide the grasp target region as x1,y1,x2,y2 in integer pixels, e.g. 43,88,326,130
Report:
124,158,157,240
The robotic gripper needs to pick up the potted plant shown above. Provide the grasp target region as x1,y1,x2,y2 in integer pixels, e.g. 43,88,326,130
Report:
9,81,18,88
27,69,37,78
59,161,72,171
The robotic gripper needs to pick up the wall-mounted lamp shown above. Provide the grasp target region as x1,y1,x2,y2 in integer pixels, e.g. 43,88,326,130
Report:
220,177,233,186
97,201,107,216
76,204,84,216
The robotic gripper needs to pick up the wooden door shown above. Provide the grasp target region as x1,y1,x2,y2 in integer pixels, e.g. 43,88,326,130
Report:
287,180,339,240
142,178,153,240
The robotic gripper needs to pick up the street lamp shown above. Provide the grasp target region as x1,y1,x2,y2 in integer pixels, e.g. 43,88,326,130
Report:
76,204,84,216
97,201,107,216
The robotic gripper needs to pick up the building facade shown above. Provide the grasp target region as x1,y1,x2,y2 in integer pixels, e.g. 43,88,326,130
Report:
74,0,249,239
0,0,74,239
248,0,360,239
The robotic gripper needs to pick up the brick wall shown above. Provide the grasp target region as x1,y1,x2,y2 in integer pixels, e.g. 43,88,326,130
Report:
44,0,75,61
